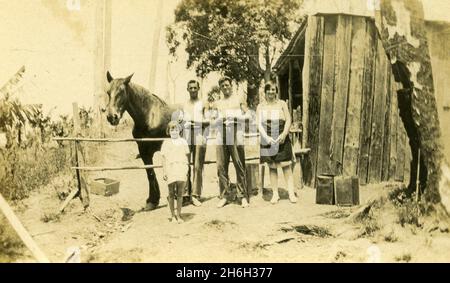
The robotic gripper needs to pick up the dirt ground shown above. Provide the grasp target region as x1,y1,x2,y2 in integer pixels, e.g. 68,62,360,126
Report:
7,128,450,263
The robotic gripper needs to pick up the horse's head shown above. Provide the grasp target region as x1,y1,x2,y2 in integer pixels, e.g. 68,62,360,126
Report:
104,71,133,126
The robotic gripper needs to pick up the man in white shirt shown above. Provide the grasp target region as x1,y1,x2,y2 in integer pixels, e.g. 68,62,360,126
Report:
211,76,249,208
182,80,207,207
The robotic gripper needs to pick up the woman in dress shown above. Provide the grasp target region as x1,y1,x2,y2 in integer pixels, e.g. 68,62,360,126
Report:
257,81,298,204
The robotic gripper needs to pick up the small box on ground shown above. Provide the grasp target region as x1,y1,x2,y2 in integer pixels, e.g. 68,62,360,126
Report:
316,174,335,205
90,178,120,196
334,176,359,206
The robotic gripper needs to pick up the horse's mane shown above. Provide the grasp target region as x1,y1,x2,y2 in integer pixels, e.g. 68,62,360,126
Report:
128,83,168,107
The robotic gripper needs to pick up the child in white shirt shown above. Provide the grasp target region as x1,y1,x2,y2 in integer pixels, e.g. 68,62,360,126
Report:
160,121,190,223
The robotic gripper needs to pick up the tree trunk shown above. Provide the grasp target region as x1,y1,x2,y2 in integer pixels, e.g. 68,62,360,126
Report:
246,82,260,110
376,0,445,206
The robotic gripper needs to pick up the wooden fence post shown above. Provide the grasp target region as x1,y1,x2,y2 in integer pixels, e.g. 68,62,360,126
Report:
59,103,90,213
73,103,90,209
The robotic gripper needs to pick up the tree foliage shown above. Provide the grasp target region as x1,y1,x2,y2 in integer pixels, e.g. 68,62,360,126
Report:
167,0,303,87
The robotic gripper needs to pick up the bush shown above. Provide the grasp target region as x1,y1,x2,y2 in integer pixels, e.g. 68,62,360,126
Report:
388,187,433,227
0,143,72,200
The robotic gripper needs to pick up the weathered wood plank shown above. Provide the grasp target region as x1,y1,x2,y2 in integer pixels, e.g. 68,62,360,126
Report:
368,35,388,183
389,74,399,181
331,15,352,176
0,193,50,263
72,102,90,209
303,15,325,187
343,17,366,177
382,64,392,181
317,15,338,176
358,20,377,185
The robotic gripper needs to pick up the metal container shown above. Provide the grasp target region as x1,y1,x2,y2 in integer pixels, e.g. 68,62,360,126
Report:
316,175,335,205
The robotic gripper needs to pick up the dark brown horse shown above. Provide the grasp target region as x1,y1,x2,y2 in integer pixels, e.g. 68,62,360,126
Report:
104,71,179,210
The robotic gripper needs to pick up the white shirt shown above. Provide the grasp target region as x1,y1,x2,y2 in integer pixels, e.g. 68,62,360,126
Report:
183,99,205,123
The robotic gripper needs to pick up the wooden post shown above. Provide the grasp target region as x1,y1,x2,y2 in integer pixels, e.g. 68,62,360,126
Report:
292,130,304,191
260,164,265,197
75,140,90,209
59,103,90,213
288,60,293,116
73,103,90,209
72,103,81,134
0,193,50,263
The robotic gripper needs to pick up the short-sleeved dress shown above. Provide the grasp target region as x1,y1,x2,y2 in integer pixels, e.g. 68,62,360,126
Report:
258,100,293,168
160,138,190,184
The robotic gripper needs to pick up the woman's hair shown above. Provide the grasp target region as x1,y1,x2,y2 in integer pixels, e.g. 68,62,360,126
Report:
218,76,232,87
264,81,278,93
166,120,182,136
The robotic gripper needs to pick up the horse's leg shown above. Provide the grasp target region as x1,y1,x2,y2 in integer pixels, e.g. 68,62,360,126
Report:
137,142,160,210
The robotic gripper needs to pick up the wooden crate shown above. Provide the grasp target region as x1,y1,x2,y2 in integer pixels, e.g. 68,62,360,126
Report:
90,178,120,196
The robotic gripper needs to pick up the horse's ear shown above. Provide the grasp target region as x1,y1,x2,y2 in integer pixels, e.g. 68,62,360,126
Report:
124,73,134,85
106,71,113,83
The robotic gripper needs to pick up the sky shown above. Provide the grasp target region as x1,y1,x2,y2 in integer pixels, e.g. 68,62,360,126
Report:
0,0,222,117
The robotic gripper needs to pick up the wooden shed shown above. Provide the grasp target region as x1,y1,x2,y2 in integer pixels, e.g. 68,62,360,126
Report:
274,13,412,187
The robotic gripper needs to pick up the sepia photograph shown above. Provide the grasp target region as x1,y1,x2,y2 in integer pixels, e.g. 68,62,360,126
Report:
1,0,450,264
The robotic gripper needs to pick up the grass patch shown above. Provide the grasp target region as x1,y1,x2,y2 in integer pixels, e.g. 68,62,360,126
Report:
291,225,332,238
238,241,268,251
395,253,412,263
388,188,434,227
334,251,347,261
321,209,351,219
40,212,61,223
204,219,236,231
358,217,380,238
0,144,72,200
383,230,398,243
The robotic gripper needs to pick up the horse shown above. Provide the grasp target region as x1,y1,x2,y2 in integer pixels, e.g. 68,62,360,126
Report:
104,71,180,210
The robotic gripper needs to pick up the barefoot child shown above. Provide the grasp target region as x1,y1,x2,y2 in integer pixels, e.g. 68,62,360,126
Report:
160,121,190,223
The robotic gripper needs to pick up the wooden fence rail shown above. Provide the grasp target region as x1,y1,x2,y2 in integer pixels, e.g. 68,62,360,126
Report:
54,133,261,143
